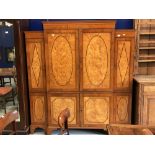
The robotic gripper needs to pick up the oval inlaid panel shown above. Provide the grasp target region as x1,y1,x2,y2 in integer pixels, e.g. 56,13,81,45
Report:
51,97,76,124
86,35,108,86
84,97,109,123
34,97,44,121
117,97,128,121
51,36,73,86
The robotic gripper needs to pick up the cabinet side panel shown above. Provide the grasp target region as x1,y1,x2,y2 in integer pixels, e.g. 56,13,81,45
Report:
148,99,155,125
114,30,135,91
144,96,155,125
116,40,131,89
25,34,45,92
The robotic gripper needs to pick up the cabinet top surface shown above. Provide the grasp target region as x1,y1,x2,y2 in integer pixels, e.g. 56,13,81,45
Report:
43,20,116,29
134,75,155,83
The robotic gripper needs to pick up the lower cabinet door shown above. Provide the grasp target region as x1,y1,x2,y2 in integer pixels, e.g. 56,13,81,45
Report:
30,93,46,132
47,93,79,127
113,93,131,124
80,93,112,127
143,95,155,125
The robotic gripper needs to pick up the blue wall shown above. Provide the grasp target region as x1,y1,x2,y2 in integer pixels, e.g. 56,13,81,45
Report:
115,19,133,29
0,26,14,47
29,19,134,30
0,26,14,68
0,19,134,68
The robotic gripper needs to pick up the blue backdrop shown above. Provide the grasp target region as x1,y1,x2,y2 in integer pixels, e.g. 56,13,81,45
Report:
28,19,133,30
0,26,14,68
0,19,133,68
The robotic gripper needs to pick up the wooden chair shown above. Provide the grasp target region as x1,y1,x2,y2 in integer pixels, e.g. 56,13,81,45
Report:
0,77,3,87
0,87,13,113
58,108,70,135
0,68,13,86
5,68,17,106
3,77,12,86
0,110,18,135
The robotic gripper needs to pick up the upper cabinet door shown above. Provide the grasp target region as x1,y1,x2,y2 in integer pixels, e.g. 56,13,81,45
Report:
45,30,78,92
25,32,46,92
80,29,114,91
114,30,135,92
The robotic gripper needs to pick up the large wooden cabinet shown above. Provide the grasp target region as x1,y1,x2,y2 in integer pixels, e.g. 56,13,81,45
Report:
25,21,135,134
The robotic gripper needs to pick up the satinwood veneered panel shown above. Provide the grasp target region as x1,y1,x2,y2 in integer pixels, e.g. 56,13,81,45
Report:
81,94,112,125
46,30,78,91
116,41,131,88
114,30,135,91
48,94,79,126
82,31,112,90
30,95,46,124
25,32,45,92
114,94,131,123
